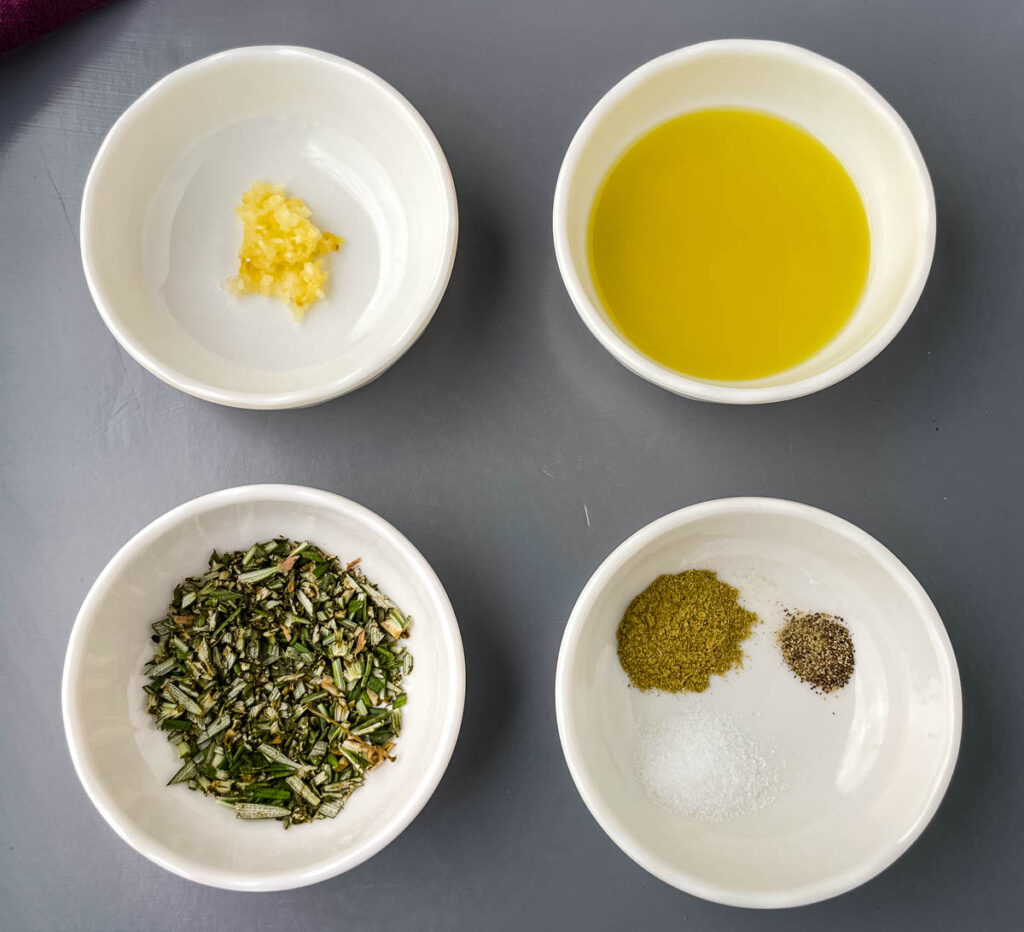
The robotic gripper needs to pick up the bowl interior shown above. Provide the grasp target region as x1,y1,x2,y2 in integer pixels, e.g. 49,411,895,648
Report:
558,503,959,906
557,42,933,394
82,48,455,405
64,490,463,889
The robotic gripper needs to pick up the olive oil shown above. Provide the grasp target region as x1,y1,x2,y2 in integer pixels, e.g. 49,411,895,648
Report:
588,108,870,381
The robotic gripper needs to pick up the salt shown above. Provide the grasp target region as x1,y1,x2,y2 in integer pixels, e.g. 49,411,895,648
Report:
634,710,779,821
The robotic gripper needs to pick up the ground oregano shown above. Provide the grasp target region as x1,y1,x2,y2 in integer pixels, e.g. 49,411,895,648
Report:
616,570,759,693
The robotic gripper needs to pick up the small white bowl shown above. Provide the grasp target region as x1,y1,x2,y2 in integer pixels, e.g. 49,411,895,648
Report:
62,485,465,891
555,498,960,907
81,47,458,409
552,40,936,404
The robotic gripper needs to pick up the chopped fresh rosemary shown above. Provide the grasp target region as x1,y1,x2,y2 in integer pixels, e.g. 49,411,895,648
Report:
143,539,412,828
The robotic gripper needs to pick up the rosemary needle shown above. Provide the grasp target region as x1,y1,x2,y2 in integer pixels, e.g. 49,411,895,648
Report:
142,538,413,828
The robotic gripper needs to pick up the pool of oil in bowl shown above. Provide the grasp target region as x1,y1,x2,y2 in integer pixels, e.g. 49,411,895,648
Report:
588,108,871,381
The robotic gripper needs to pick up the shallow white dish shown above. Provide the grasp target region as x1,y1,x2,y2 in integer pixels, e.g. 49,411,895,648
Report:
62,485,465,891
81,47,458,409
552,40,935,404
555,498,960,907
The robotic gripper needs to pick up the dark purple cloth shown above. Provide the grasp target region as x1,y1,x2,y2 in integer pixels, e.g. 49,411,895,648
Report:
1,0,112,56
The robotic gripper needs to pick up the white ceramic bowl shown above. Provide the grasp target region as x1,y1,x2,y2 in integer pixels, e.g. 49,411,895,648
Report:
555,498,960,907
81,47,458,409
62,485,465,890
552,40,935,404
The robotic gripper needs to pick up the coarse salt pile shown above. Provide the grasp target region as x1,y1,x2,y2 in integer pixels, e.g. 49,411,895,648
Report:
634,711,779,822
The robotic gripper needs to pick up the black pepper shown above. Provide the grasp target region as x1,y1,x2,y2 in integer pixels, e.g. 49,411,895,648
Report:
776,612,854,693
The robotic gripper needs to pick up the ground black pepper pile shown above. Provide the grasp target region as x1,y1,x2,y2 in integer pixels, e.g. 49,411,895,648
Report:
776,612,854,693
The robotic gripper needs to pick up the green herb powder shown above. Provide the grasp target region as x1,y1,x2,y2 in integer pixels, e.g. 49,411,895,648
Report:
616,570,759,693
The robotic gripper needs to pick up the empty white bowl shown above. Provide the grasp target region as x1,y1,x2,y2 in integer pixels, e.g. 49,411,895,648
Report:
552,40,936,403
81,47,458,409
555,498,960,907
62,485,465,890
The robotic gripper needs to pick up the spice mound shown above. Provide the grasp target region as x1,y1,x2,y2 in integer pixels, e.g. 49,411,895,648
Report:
616,570,759,693
777,611,854,693
635,712,779,821
227,181,343,320
143,539,412,827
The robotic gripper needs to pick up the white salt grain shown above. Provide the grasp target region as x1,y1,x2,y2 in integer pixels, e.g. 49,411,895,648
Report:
634,711,779,821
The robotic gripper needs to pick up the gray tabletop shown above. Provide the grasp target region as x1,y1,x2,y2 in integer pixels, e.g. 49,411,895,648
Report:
2,1,1022,929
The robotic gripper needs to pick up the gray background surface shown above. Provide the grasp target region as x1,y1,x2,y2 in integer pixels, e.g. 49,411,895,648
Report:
1,1,1022,929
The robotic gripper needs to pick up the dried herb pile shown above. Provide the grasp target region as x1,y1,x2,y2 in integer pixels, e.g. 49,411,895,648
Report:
616,570,759,693
143,539,412,827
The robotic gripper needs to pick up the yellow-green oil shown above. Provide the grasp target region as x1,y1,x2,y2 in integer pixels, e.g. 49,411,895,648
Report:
588,108,870,381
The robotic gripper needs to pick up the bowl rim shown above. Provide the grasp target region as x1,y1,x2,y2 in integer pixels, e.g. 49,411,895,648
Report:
80,45,459,410
551,38,937,405
61,484,466,891
554,496,962,908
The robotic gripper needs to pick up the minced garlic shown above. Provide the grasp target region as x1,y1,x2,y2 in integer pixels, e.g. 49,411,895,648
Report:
227,181,343,320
